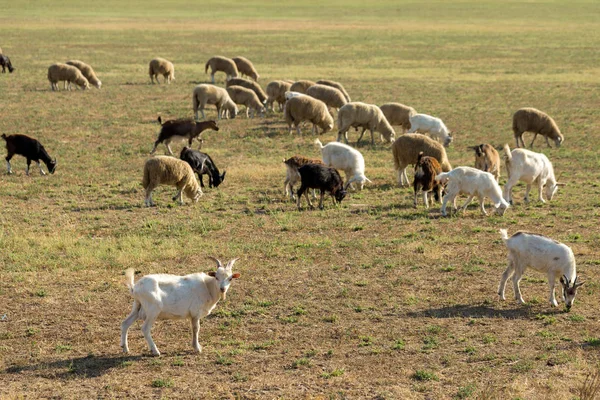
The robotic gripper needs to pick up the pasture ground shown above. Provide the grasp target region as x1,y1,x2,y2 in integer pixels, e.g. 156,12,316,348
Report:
1,1,600,398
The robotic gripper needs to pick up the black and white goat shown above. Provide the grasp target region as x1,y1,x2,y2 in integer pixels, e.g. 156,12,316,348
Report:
0,55,14,73
151,117,219,155
297,163,346,210
2,134,56,175
179,147,225,188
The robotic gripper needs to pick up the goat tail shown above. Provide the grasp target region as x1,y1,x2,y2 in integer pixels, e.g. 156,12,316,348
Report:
204,60,210,74
157,116,162,125
1,134,6,141
313,138,324,149
499,229,509,243
124,268,136,293
503,144,512,162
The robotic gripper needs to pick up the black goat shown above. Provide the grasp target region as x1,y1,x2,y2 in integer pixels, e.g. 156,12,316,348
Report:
151,117,219,155
179,147,225,188
297,164,346,210
2,134,56,175
0,55,14,73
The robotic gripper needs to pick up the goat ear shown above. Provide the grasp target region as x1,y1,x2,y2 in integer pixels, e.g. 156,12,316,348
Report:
207,271,216,277
231,273,241,279
560,275,568,286
556,182,566,186
207,256,223,269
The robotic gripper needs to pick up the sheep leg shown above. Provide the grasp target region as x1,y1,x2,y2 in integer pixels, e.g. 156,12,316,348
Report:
544,136,551,148
140,314,160,356
528,133,538,148
37,162,46,176
245,107,249,118
498,257,515,301
121,300,140,353
172,189,184,205
211,73,215,84
356,128,367,146
370,129,376,146
547,274,559,307
144,186,156,207
191,316,202,352
295,124,302,136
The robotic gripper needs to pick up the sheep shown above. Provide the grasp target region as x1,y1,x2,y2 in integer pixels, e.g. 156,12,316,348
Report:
0,54,14,73
469,144,500,182
121,257,241,356
502,144,562,205
148,57,175,84
392,134,452,187
512,107,563,148
283,155,324,201
379,103,416,133
284,91,306,101
204,56,238,83
297,163,347,210
2,134,57,176
226,85,265,118
435,166,510,217
231,56,259,82
65,59,101,89
151,117,219,155
266,80,292,112
306,84,347,114
316,79,351,102
498,229,583,309
192,84,238,121
142,156,202,206
289,80,316,94
314,138,371,191
413,152,443,208
47,63,89,91
284,96,334,136
180,147,226,188
407,113,453,147
226,78,268,104
337,102,396,145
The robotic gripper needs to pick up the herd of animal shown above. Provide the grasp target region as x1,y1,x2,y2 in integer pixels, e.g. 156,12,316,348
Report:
0,50,584,356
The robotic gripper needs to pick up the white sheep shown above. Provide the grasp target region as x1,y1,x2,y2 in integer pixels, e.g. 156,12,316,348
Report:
142,156,202,206
205,56,238,83
65,60,101,89
284,95,333,136
316,79,351,102
315,138,371,190
306,84,347,114
232,56,259,81
435,166,509,217
47,63,90,91
337,102,396,145
379,103,416,133
392,134,453,187
193,84,238,121
121,257,241,356
266,80,292,112
226,85,265,118
498,229,583,309
502,144,562,205
408,113,453,147
148,58,175,84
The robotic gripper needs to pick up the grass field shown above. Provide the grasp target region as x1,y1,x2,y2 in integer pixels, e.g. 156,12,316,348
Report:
1,1,600,398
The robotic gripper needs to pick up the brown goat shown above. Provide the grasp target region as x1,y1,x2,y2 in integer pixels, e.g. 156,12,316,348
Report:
413,152,443,208
283,155,324,201
151,117,219,155
469,144,500,182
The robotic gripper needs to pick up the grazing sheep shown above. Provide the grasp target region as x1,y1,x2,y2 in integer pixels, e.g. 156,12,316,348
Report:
180,147,226,188
306,84,347,114
289,80,316,94
408,113,453,147
413,152,443,208
469,144,500,182
148,57,175,84
266,80,292,112
0,54,15,73
316,79,351,103
205,56,238,83
283,155,324,201
2,134,57,176
65,60,101,88
121,257,241,356
379,103,416,133
502,144,562,205
231,56,259,81
392,134,452,187
498,229,583,309
435,166,510,217
151,117,219,155
226,78,267,104
47,63,89,91
142,156,202,206
315,139,371,191
285,91,306,101
193,84,238,121
284,96,334,135
226,85,265,118
337,102,396,145
297,163,346,210
512,107,563,148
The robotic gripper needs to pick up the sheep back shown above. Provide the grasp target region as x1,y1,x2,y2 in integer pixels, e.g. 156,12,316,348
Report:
232,56,259,81
66,59,101,88
284,96,334,132
306,84,347,109
289,80,316,94
392,134,452,172
205,56,238,77
316,79,351,102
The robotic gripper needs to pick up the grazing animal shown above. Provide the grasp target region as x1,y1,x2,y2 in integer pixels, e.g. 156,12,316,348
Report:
225,78,267,104
47,63,89,91
180,147,226,188
226,85,265,118
142,156,202,206
151,117,219,155
379,103,416,133
337,102,395,145
283,155,324,201
316,79,351,102
192,84,238,121
305,84,348,114
498,229,583,309
289,80,316,94
297,163,346,210
469,144,500,181
413,152,443,208
0,54,15,73
2,134,57,176
121,257,241,356
512,107,563,148
205,56,238,83
284,96,333,135
231,56,259,81
65,60,101,88
148,58,175,84
391,134,452,187
314,139,371,191
408,113,453,147
266,80,292,112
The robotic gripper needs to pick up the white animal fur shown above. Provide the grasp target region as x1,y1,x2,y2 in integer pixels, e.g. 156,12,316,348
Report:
435,166,509,216
193,84,238,121
498,229,583,308
408,113,453,147
120,257,241,356
314,138,371,190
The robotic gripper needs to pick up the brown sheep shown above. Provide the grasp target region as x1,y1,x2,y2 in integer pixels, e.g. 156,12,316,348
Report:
512,107,563,148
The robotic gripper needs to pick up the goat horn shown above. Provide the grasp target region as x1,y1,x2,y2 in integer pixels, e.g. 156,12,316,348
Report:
207,256,223,269
226,257,240,269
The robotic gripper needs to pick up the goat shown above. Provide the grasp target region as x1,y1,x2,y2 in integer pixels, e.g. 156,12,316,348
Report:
498,229,583,309
0,54,15,73
297,164,346,210
2,134,56,176
468,144,500,182
283,155,323,201
179,147,226,188
151,117,219,155
121,257,241,356
413,152,443,208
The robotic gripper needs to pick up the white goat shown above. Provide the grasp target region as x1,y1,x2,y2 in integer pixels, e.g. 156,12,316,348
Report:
435,166,509,217
503,144,562,205
498,229,583,309
120,257,241,356
408,113,453,147
314,138,371,190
